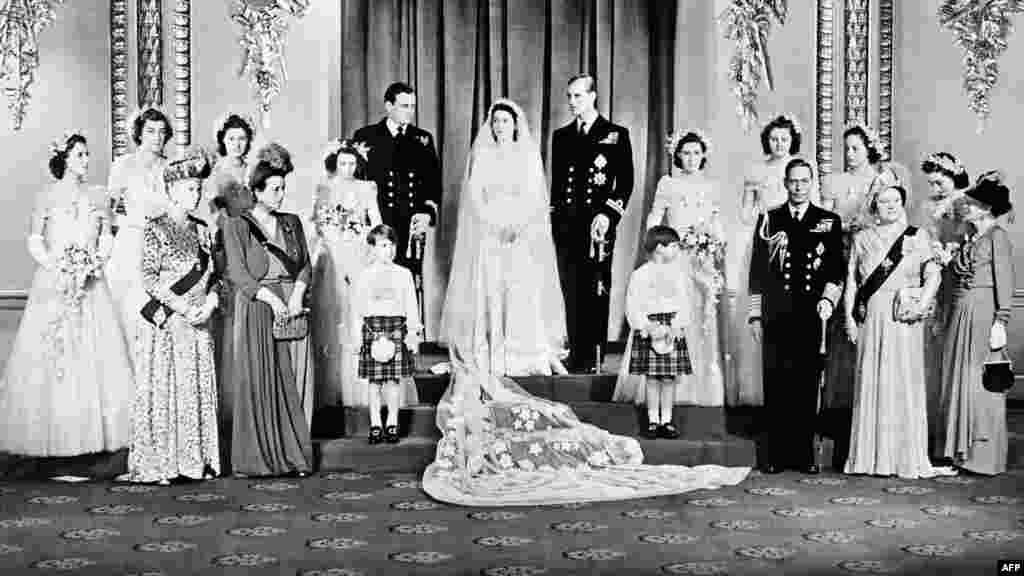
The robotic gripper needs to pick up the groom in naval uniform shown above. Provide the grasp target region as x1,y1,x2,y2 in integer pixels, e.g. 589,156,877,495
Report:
748,158,843,475
550,74,634,373
352,82,441,313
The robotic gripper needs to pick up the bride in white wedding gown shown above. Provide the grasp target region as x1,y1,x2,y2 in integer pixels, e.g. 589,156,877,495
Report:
422,99,749,506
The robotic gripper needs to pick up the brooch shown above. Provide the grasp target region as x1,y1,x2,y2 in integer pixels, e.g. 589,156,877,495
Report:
418,135,430,147
815,242,825,255
594,154,607,169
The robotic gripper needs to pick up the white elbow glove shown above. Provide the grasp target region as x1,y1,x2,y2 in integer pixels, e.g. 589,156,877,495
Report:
27,234,52,270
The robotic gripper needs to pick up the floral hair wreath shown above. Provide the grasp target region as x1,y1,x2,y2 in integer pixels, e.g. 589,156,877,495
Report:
923,152,966,176
321,138,370,166
665,128,713,157
49,130,86,157
845,120,884,154
212,111,257,144
164,146,213,184
766,113,803,135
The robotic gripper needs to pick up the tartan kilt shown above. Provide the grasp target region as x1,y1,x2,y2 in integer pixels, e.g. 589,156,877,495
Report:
358,315,414,383
629,312,692,377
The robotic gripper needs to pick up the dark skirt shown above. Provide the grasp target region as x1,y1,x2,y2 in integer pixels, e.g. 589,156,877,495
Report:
358,316,415,383
230,281,313,477
629,312,692,377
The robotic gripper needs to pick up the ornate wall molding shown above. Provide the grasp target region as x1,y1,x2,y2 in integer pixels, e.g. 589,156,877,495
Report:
172,0,191,147
843,0,869,125
110,0,129,157
877,0,893,159
816,0,836,179
137,0,162,108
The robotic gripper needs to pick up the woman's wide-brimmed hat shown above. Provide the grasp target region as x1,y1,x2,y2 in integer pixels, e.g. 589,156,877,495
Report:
964,170,1013,216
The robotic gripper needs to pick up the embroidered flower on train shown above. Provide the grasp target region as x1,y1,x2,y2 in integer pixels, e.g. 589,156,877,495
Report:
528,443,542,456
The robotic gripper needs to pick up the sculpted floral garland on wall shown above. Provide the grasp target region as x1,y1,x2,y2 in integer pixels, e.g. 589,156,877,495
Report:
939,0,1024,132
719,0,788,132
0,0,64,130
230,0,310,129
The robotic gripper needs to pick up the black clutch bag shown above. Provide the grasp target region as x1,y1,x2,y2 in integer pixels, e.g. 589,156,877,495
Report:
982,349,1014,394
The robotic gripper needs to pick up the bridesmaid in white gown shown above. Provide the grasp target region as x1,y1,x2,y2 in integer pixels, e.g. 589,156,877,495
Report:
106,107,173,353
615,129,725,407
0,133,134,456
422,99,749,507
725,114,811,406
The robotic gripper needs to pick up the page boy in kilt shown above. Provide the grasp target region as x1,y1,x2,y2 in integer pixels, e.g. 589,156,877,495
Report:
350,225,422,445
626,225,693,439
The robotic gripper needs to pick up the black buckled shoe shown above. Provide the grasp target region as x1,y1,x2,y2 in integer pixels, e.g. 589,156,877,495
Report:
643,423,660,439
384,425,400,444
659,423,680,439
368,426,383,445
803,464,820,475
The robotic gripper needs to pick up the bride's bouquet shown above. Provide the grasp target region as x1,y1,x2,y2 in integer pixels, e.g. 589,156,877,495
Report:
54,244,105,312
678,220,726,334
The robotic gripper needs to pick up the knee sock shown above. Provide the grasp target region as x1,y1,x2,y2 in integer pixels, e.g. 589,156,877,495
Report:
646,379,661,425
369,384,383,427
383,381,400,427
659,378,675,425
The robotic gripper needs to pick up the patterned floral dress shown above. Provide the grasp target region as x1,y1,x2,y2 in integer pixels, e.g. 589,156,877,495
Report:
126,215,220,482
0,185,134,456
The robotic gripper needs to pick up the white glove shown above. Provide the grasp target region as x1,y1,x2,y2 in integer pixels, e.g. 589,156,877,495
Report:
816,299,834,320
989,321,1007,350
27,234,52,270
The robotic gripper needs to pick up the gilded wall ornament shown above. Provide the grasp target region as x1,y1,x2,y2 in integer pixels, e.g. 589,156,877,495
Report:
230,0,310,129
0,0,64,130
719,0,788,132
939,0,1024,132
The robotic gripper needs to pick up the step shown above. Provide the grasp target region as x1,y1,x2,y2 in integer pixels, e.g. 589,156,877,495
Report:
410,374,619,405
317,403,731,440
315,435,757,473
0,449,128,481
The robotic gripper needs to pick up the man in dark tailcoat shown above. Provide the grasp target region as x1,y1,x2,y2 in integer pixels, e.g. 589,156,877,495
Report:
352,82,441,309
748,158,843,475
550,74,634,373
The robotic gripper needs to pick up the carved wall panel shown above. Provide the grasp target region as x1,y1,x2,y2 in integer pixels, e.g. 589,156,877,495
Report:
816,0,836,179
110,0,129,158
137,0,163,108
877,0,894,159
172,0,191,147
844,0,869,125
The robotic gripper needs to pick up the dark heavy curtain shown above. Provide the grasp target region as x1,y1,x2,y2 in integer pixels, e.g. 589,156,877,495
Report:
339,0,677,341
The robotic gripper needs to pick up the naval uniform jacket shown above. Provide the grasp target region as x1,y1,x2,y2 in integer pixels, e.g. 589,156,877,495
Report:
748,202,844,466
548,115,634,367
352,119,441,268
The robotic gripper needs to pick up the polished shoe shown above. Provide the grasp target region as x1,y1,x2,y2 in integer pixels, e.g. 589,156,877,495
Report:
759,463,782,474
384,425,400,444
659,423,680,439
368,426,383,445
643,423,660,439
803,464,820,475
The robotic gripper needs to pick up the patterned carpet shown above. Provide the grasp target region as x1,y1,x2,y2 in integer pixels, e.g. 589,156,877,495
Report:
1,465,1022,576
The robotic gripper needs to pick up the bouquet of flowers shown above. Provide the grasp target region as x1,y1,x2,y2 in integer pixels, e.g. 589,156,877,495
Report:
54,244,104,312
679,221,726,333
